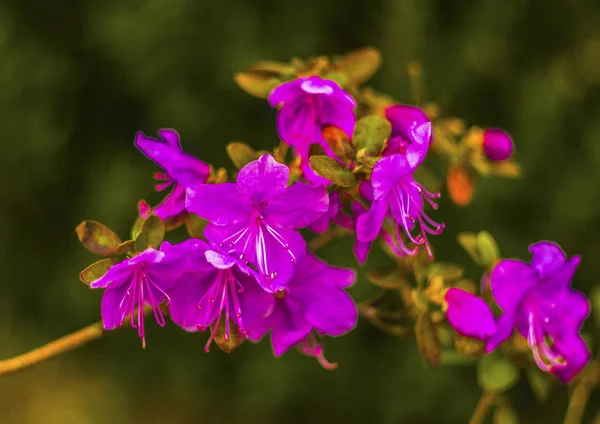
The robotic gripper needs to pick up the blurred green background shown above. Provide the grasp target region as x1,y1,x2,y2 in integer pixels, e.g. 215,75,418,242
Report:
1,0,600,423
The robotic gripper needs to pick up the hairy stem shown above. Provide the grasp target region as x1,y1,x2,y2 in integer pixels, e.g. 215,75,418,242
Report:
468,391,496,424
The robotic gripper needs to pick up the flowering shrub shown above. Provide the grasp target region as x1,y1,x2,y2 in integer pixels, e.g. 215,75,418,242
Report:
2,48,598,423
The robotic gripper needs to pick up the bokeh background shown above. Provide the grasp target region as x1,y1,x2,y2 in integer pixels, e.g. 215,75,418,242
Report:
1,0,600,423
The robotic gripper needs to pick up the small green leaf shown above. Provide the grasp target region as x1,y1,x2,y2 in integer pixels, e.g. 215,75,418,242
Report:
321,72,348,87
352,115,391,155
226,141,257,169
234,69,281,99
131,216,145,240
141,215,165,248
309,155,356,187
493,402,520,424
185,214,208,239
427,263,464,281
134,233,147,252
115,240,136,256
332,47,382,85
80,258,120,285
477,231,500,268
477,354,519,393
355,148,380,168
415,312,440,367
457,232,482,265
591,286,600,327
439,350,477,366
75,220,122,256
525,367,553,403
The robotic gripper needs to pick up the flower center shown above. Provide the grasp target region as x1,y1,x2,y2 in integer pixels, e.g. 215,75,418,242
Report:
526,311,568,373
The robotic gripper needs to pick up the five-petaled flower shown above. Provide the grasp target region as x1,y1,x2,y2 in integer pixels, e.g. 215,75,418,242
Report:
356,154,444,258
186,154,329,292
89,243,186,347
135,129,210,219
246,253,357,368
268,76,356,184
165,239,274,351
445,241,590,381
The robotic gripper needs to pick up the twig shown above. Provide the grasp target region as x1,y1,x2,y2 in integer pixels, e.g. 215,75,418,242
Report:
468,391,496,424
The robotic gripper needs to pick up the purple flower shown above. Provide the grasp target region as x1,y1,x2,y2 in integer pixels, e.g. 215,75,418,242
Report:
268,77,356,184
165,239,274,351
356,154,444,258
383,105,432,169
445,241,591,381
135,129,210,219
488,241,590,381
483,128,514,162
186,154,329,291
246,253,357,367
89,244,185,346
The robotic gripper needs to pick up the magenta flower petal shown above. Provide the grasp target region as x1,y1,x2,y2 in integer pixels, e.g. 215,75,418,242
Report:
445,288,497,340
356,199,387,242
264,182,329,228
100,283,130,330
485,312,517,352
309,192,341,234
237,154,289,204
270,306,312,356
489,259,536,312
186,183,252,226
483,128,514,161
384,105,432,169
529,241,567,278
156,128,181,148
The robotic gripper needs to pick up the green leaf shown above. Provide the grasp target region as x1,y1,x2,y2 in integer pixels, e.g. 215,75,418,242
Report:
525,367,553,403
309,155,356,187
457,232,482,265
477,354,519,393
185,214,208,239
141,215,165,248
477,231,500,267
75,220,122,256
439,350,477,366
415,312,440,367
427,263,464,281
332,47,382,85
493,402,520,424
591,286,600,327
234,69,281,99
355,148,380,168
115,240,136,256
80,258,120,285
134,232,147,252
352,115,391,155
226,141,257,169
321,72,349,87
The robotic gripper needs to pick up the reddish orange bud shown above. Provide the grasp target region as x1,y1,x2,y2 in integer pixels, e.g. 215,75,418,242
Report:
447,166,474,207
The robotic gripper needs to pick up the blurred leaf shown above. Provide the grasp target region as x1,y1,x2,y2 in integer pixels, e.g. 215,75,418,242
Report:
226,141,257,169
186,214,208,239
309,155,356,187
590,287,600,327
75,220,122,256
491,161,522,178
164,212,188,232
131,216,145,240
493,402,520,424
427,263,464,281
477,231,500,268
244,60,295,76
477,354,519,393
234,69,281,99
352,115,391,155
457,232,482,265
134,233,147,252
416,312,440,367
525,367,553,403
355,148,379,168
80,257,120,285
367,269,405,289
321,71,349,87
332,47,382,85
439,350,477,366
447,166,474,207
212,318,245,353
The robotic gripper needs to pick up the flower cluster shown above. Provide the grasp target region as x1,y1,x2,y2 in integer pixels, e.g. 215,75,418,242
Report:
75,48,592,390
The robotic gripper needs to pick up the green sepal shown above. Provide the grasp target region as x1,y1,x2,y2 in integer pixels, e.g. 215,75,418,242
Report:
75,220,122,256
352,115,391,155
80,257,121,285
477,354,519,393
211,315,245,353
309,155,356,187
185,214,208,239
134,215,165,251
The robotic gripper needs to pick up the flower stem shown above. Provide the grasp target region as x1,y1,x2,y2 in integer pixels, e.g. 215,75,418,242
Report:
468,391,496,424
0,321,104,376
564,354,600,424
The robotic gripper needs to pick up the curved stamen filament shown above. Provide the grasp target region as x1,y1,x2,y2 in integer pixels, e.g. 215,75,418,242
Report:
527,312,567,372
